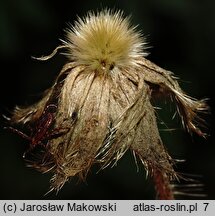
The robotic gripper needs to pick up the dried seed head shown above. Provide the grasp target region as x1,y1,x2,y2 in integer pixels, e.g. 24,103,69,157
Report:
62,10,147,70
8,9,209,199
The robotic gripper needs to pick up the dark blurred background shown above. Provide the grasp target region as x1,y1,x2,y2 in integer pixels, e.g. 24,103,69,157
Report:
0,0,214,199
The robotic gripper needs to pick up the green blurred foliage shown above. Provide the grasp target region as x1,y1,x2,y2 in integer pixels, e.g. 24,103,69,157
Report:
0,0,214,199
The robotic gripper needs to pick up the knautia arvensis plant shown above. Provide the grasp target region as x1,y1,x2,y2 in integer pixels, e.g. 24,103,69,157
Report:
8,10,208,199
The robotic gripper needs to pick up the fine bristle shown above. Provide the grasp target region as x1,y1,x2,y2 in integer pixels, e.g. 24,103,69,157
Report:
62,10,147,70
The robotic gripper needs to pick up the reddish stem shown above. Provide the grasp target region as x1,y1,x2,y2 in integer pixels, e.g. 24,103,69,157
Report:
152,169,174,200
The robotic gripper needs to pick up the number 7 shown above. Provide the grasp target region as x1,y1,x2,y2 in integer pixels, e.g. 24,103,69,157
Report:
203,203,209,211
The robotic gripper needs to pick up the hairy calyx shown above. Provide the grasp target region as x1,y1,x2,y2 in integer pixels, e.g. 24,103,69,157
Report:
8,10,208,199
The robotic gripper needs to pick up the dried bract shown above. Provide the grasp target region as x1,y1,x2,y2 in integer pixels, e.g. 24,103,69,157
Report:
9,10,208,199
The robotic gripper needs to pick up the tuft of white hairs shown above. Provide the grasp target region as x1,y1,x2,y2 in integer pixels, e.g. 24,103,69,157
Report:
62,10,148,71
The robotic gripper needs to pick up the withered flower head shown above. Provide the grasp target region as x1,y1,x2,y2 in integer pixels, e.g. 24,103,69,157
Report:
9,10,208,199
